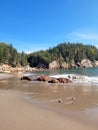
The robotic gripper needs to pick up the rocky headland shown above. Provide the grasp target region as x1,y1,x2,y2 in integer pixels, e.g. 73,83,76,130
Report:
0,59,98,74
48,59,98,70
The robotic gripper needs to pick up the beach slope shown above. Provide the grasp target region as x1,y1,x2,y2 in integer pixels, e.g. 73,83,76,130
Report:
0,90,97,130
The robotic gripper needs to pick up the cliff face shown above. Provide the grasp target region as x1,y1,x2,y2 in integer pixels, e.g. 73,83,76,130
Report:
1,59,98,74
0,64,33,73
49,61,60,70
80,59,93,68
94,61,98,67
49,59,98,70
60,62,69,69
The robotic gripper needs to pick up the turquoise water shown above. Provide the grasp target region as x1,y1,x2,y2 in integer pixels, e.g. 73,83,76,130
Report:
32,67,98,77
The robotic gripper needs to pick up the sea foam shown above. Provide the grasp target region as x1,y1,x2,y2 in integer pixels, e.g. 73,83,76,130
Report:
50,74,98,84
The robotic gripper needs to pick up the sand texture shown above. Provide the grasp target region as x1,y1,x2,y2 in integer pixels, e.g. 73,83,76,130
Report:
0,73,13,80
0,90,97,130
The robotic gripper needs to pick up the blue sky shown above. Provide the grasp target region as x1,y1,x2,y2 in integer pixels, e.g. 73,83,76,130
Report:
0,0,98,52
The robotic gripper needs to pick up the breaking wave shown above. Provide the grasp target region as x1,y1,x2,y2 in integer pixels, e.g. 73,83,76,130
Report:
50,74,98,84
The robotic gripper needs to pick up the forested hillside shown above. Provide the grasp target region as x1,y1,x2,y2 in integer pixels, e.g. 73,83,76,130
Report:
28,43,98,68
1,42,98,69
0,42,28,67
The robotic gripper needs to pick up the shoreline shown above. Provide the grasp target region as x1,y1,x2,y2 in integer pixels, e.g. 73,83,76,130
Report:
0,89,97,130
0,72,98,129
0,73,14,80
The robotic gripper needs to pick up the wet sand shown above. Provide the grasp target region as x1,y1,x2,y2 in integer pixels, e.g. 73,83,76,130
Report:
0,73,13,80
0,73,98,130
0,89,98,130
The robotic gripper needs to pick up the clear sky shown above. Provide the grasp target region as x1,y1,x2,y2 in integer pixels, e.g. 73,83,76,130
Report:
0,0,98,52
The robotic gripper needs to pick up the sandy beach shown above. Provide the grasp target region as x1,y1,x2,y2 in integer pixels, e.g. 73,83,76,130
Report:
0,73,14,80
0,89,97,130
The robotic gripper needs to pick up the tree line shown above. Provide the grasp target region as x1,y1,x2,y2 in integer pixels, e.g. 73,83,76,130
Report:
1,42,98,68
0,42,28,67
28,43,98,68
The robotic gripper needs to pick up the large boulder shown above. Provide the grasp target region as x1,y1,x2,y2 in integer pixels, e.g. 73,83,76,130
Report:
57,78,72,83
36,75,50,82
93,60,98,67
48,78,59,83
81,59,93,68
69,59,77,68
21,75,36,81
49,60,60,70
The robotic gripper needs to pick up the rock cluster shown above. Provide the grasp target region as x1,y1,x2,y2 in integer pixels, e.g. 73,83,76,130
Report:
49,61,60,70
48,59,98,70
21,75,72,83
1,58,98,74
81,59,93,68
0,64,34,73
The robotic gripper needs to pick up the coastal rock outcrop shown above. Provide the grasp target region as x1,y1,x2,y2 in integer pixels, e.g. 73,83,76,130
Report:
60,62,69,69
69,59,77,68
93,60,98,67
49,60,60,70
0,64,34,73
80,59,93,68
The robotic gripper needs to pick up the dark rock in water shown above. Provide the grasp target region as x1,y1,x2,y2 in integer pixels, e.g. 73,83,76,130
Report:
57,78,72,83
48,78,59,83
21,76,36,81
21,75,72,84
36,75,50,82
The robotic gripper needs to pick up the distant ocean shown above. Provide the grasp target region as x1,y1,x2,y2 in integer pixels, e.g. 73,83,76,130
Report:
28,67,98,84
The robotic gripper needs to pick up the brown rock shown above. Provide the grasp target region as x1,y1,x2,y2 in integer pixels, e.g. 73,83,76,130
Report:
81,59,93,68
49,60,60,70
21,76,32,81
58,99,63,103
37,75,50,82
57,78,71,83
48,78,59,83
60,62,69,69
93,60,98,67
21,76,36,81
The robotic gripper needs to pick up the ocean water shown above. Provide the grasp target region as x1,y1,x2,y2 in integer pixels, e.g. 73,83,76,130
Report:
30,67,98,76
27,67,98,84
24,67,98,126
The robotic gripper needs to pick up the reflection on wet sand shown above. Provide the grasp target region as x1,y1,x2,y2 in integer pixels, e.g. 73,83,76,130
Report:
1,78,98,110
1,77,98,126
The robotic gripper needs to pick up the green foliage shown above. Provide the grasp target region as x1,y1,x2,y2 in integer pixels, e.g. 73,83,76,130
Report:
1,42,98,68
20,51,28,66
0,42,28,66
28,42,98,68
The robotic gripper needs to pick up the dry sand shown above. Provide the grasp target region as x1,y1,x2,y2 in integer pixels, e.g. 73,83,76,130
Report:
0,89,97,130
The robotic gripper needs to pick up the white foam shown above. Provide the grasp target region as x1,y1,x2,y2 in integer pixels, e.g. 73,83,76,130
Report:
50,74,98,84
24,73,37,76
